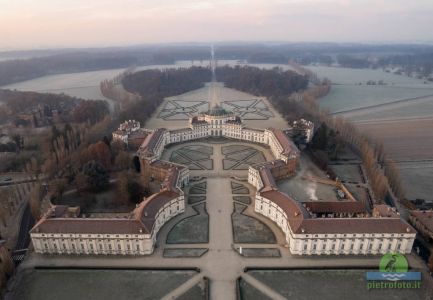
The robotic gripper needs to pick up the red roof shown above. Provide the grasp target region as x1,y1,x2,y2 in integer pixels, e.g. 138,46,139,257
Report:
31,189,181,235
297,218,415,234
303,201,367,214
410,210,433,232
139,128,166,157
268,127,299,156
30,218,148,235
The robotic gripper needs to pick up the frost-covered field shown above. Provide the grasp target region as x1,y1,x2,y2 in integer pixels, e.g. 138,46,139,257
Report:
309,65,433,202
343,95,433,122
308,65,433,118
322,85,433,114
307,65,430,86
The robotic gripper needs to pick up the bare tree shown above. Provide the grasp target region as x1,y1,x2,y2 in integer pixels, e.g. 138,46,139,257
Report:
115,151,131,171
0,246,14,276
52,179,68,202
29,183,42,220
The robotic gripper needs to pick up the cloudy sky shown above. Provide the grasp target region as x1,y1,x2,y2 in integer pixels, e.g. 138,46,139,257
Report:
1,0,433,49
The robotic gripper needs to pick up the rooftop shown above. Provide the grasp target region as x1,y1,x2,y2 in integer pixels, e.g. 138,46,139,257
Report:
139,128,166,157
410,210,433,232
303,201,367,214
267,127,299,156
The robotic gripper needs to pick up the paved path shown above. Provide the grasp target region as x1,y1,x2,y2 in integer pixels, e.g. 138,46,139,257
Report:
160,274,204,300
242,273,287,300
204,178,239,300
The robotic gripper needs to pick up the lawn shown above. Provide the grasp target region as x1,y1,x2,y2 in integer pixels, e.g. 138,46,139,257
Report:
232,203,276,244
166,203,209,244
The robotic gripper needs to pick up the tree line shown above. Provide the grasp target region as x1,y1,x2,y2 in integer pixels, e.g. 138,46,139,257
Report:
301,86,407,207
118,67,212,122
0,89,109,127
215,65,405,207
0,50,177,86
216,65,308,98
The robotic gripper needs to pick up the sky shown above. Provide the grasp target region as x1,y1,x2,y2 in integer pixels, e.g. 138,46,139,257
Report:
1,0,433,49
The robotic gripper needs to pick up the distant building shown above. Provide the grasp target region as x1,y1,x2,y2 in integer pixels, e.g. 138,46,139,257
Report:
112,120,152,150
112,120,143,145
292,118,314,143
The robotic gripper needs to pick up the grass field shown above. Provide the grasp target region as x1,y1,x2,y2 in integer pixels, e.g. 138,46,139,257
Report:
248,269,432,300
166,203,209,244
232,203,276,244
11,269,197,300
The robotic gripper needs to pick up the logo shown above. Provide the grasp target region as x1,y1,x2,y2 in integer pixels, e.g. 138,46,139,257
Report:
366,253,421,289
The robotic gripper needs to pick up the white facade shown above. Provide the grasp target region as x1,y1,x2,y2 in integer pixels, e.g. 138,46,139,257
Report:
254,194,416,255
31,195,185,256
112,120,141,144
248,167,263,191
31,231,154,256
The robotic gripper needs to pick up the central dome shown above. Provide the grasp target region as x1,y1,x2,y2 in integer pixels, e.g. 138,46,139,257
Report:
205,104,231,116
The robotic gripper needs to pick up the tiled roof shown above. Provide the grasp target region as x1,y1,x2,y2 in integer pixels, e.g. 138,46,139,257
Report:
410,210,433,232
268,127,299,156
31,188,181,235
139,128,166,157
30,218,148,235
303,201,367,214
297,218,415,234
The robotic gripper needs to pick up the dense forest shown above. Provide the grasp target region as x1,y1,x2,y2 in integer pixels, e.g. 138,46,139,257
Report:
0,49,175,86
0,89,109,126
2,43,433,86
122,66,211,97
0,89,78,113
119,66,212,121
336,54,370,68
216,65,309,99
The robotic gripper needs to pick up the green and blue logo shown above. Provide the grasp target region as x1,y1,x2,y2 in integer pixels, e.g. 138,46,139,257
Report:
367,253,421,282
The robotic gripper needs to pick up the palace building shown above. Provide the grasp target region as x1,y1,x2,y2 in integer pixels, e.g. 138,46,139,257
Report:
30,105,416,256
248,161,416,255
30,163,187,256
